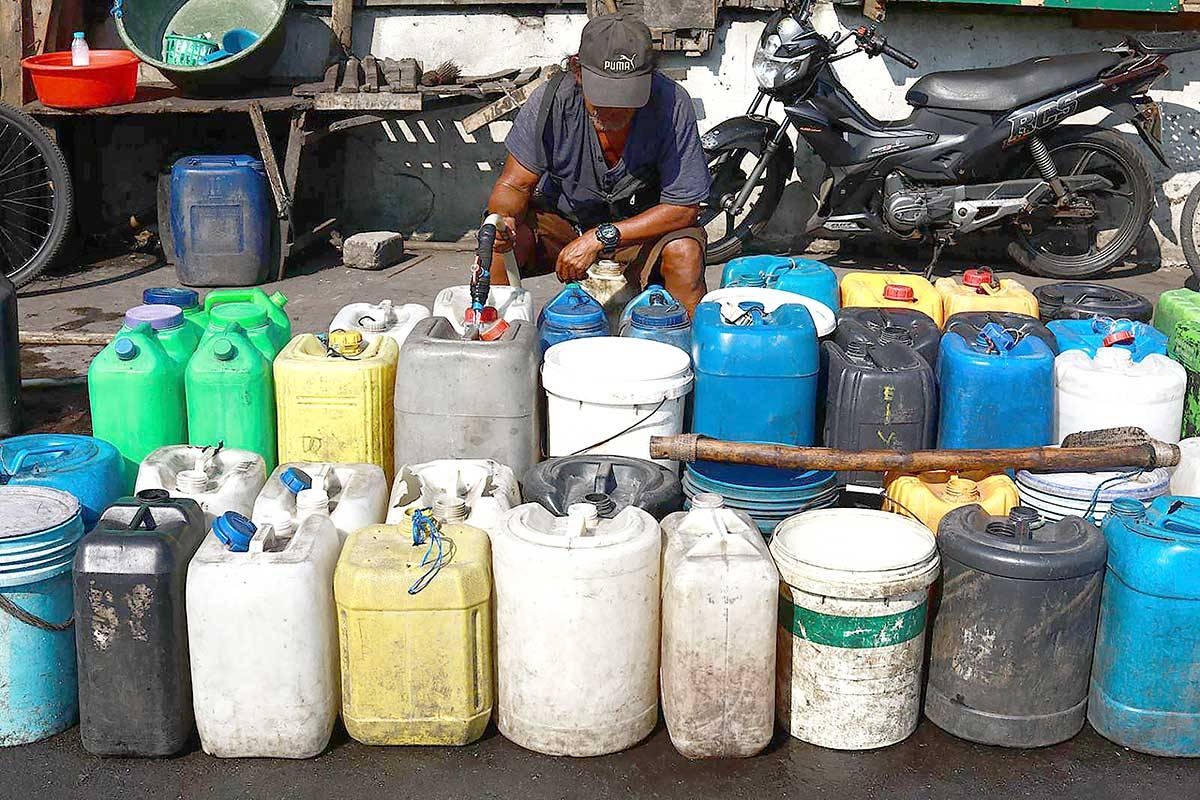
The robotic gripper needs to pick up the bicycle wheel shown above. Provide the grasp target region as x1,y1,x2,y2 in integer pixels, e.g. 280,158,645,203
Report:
1181,179,1200,288
0,103,72,288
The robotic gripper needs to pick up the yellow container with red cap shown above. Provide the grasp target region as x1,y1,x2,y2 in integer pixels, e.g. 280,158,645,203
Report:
883,469,1020,534
936,269,1039,320
274,330,399,480
839,272,944,327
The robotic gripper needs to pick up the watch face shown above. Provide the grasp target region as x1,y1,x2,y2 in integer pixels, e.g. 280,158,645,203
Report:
598,224,620,248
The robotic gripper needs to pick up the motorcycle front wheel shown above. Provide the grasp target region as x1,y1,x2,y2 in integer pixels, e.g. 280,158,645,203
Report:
697,140,789,264
1007,128,1153,279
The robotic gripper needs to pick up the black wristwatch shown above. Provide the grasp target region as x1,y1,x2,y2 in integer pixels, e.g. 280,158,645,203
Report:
595,223,621,254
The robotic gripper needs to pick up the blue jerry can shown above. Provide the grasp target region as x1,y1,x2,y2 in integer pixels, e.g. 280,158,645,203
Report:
1048,317,1167,363
1090,496,1200,756
0,434,125,531
719,254,840,312
692,300,819,446
936,322,1054,450
170,155,272,288
537,283,608,355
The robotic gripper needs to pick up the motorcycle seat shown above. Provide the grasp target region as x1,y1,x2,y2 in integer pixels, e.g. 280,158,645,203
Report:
906,52,1123,113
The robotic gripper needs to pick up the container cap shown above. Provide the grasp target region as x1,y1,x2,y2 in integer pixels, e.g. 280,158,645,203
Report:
962,269,994,289
974,321,1016,353
883,284,915,302
1103,329,1136,348
281,467,313,494
125,304,183,331
210,302,268,330
213,338,237,361
631,293,688,329
143,287,199,310
213,511,256,552
938,504,1107,580
330,329,365,355
114,337,139,360
357,300,398,332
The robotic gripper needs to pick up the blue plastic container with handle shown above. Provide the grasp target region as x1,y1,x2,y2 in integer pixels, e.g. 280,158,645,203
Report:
1048,317,1167,363
0,435,124,531
719,254,840,312
619,285,691,353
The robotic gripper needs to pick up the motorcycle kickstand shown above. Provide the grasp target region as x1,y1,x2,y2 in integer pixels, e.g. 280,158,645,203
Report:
922,239,946,281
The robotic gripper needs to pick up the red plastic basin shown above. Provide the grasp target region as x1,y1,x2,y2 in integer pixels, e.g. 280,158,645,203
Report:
21,50,141,109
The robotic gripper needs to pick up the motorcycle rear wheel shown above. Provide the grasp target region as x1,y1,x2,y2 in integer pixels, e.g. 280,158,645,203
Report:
1180,178,1200,287
698,140,789,264
1008,128,1153,279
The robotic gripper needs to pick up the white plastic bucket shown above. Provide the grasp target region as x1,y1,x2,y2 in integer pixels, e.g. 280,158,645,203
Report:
770,508,940,750
1017,467,1171,524
700,287,836,338
542,337,693,471
433,285,534,335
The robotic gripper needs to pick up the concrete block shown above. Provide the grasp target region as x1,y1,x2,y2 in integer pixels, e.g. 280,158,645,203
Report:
344,231,405,270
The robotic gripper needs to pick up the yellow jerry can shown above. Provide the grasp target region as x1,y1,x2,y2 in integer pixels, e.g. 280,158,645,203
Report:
840,272,944,328
936,269,1039,320
883,470,1019,534
274,331,398,481
334,511,493,746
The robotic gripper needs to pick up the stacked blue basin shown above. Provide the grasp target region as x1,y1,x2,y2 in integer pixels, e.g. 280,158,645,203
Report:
682,460,839,538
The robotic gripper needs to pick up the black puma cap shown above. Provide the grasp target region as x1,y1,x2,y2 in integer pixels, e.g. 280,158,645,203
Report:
578,13,654,108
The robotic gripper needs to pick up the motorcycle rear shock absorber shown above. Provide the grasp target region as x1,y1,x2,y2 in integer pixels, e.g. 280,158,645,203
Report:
1028,136,1068,200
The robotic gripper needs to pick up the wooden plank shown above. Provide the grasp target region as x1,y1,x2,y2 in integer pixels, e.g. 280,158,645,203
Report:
462,65,559,135
340,56,361,93
277,109,309,281
898,0,1178,10
398,58,420,93
311,92,422,111
330,0,353,63
248,102,290,219
0,0,23,107
25,87,311,116
362,55,379,93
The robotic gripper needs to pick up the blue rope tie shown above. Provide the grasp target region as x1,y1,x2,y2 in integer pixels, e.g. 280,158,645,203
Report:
1084,468,1148,525
408,508,448,594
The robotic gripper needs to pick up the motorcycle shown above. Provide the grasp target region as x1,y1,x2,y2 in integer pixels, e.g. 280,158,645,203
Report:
698,0,1200,278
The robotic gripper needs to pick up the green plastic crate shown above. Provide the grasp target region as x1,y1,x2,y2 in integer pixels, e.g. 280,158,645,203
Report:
163,33,218,67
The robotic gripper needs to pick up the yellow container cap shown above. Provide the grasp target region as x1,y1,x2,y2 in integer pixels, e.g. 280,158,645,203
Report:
330,329,365,356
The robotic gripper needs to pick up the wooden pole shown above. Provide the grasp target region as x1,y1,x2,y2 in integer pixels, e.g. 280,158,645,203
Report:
1,0,24,107
329,0,353,65
649,432,1181,473
20,331,110,346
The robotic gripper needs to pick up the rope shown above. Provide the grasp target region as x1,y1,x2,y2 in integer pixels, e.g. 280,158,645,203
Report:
1084,467,1148,525
568,397,668,457
408,508,455,594
0,594,73,632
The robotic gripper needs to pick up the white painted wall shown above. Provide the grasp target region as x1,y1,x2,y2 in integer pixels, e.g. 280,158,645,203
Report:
274,2,1200,262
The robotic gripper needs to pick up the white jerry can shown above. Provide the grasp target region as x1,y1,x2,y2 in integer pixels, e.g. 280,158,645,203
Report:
660,494,779,758
492,502,661,756
135,444,266,526
770,508,940,750
386,458,521,534
432,284,534,335
252,462,388,542
1054,348,1185,445
329,299,430,349
186,513,342,758
1171,437,1200,496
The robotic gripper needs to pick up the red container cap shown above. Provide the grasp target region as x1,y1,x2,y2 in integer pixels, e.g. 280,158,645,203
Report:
883,284,915,302
479,319,510,341
464,306,499,324
1103,330,1135,347
962,269,994,289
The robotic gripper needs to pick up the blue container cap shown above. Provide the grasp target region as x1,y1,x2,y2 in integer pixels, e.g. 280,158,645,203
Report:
974,321,1017,353
631,292,688,330
281,467,312,494
143,287,199,310
542,283,607,330
213,511,256,552
114,338,139,361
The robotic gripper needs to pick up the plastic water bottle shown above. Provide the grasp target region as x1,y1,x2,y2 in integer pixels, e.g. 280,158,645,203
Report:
71,32,90,67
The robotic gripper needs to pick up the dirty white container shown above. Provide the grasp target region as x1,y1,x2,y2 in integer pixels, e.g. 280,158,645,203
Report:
186,514,342,758
542,337,693,471
252,462,388,543
1054,349,1185,444
135,445,267,526
329,299,430,349
770,508,940,750
660,494,778,759
492,502,661,756
1017,466,1171,524
1170,437,1200,496
433,285,534,335
386,459,521,533
701,286,836,338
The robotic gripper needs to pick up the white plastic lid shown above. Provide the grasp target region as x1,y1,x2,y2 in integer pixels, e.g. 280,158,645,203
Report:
700,287,836,337
542,337,693,405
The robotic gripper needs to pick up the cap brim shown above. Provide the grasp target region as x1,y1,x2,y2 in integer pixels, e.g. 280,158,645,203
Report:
581,66,651,109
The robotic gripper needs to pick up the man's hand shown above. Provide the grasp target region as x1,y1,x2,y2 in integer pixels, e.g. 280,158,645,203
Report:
493,215,520,254
556,231,604,282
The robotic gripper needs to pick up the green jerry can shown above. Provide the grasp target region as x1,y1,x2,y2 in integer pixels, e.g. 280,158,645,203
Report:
204,289,290,338
118,305,200,365
1153,288,1200,349
1169,320,1200,438
186,323,278,472
88,323,187,488
198,302,288,361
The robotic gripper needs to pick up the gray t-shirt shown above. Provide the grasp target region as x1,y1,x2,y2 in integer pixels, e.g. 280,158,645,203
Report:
506,71,712,230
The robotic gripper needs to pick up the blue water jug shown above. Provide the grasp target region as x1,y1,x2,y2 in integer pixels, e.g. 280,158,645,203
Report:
719,255,840,312
937,323,1054,449
170,155,272,288
1048,317,1167,363
620,286,691,353
1090,497,1200,756
693,300,820,445
537,283,609,355
0,435,124,531
0,486,84,745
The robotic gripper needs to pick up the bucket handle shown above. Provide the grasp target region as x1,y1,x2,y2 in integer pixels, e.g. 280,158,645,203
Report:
7,445,76,475
568,397,668,457
0,594,73,632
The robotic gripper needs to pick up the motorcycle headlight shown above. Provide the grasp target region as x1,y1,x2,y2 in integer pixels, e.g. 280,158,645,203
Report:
752,46,808,91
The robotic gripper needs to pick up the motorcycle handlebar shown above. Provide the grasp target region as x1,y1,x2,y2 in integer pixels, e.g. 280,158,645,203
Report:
881,41,919,69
